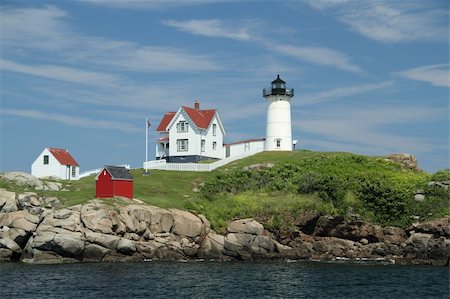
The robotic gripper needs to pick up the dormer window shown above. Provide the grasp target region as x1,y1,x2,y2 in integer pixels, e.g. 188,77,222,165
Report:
177,121,188,133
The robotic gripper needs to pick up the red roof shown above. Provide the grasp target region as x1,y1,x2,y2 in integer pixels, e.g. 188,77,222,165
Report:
156,112,176,132
156,106,217,131
48,148,79,166
182,106,216,129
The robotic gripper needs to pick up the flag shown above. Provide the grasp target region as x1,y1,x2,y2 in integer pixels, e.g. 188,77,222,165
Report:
147,119,151,128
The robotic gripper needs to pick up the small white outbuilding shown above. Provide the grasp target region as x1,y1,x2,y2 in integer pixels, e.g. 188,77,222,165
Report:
31,147,80,180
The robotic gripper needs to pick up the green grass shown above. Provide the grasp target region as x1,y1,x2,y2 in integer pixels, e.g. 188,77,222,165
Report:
43,169,210,209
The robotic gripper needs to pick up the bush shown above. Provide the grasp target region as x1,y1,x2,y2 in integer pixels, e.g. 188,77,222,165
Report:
431,169,450,181
356,178,410,226
297,172,323,193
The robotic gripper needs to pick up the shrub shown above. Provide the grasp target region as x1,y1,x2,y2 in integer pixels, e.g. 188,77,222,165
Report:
431,169,450,181
356,178,410,226
297,172,323,194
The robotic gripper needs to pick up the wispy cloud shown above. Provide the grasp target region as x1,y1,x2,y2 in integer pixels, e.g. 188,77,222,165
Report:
396,64,449,88
78,0,217,10
1,109,140,133
162,19,254,41
163,18,364,74
270,44,363,74
305,0,448,43
0,59,122,87
1,6,221,73
295,105,447,155
300,80,394,105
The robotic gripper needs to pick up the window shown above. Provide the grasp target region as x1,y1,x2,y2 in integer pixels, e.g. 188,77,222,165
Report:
201,140,205,152
43,155,49,165
212,124,217,136
213,141,217,150
177,139,189,151
276,139,281,148
177,121,188,133
72,166,76,177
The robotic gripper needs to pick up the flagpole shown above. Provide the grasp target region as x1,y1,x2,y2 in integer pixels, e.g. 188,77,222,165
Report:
145,118,148,171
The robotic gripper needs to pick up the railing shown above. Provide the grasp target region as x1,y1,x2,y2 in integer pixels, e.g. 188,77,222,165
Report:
263,87,294,97
143,148,264,172
79,164,131,178
155,151,168,158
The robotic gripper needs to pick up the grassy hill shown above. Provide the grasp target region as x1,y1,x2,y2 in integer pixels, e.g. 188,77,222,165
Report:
1,150,448,233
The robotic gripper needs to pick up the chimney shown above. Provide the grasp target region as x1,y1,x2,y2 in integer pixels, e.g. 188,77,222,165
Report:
194,100,200,110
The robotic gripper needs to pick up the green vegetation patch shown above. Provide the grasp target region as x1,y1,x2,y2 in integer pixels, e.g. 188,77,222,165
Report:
200,151,447,228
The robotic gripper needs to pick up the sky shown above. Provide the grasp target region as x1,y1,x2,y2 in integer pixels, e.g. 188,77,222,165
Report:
0,0,448,173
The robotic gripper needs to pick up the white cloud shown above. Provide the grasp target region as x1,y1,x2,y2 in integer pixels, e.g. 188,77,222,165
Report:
162,19,254,41
396,64,449,88
0,6,71,51
305,0,448,43
300,80,394,105
0,6,221,73
270,44,363,74
162,18,363,74
78,0,216,9
1,109,140,133
294,105,447,155
0,59,122,87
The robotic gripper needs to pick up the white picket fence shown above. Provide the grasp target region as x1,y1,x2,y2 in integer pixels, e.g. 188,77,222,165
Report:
79,164,131,178
143,149,264,172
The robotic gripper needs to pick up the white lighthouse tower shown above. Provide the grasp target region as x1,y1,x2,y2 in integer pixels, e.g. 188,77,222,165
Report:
263,75,294,151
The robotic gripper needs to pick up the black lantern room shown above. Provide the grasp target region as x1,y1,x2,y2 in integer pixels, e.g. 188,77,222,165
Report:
263,75,294,97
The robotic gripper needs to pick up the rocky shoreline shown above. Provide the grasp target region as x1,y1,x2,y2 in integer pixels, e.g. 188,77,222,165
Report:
0,187,448,266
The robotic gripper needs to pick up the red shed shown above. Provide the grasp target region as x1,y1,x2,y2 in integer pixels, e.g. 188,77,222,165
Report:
95,166,133,198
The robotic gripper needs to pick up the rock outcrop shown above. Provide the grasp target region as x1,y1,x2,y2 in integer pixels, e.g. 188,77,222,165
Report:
285,212,449,266
0,172,63,191
0,188,448,265
386,153,420,171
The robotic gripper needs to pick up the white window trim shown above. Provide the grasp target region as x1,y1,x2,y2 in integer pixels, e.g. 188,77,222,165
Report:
177,121,189,133
177,139,189,151
212,124,217,136
275,138,281,148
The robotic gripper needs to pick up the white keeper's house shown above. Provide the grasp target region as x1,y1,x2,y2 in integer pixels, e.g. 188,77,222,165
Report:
149,75,295,167
155,101,226,163
31,147,80,180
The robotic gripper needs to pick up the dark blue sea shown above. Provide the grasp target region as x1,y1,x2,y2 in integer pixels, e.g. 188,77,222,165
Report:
0,261,448,298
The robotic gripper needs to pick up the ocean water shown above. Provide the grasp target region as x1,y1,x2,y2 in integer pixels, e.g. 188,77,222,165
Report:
0,261,448,298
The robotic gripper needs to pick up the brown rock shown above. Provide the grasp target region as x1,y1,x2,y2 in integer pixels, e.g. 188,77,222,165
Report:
227,218,264,235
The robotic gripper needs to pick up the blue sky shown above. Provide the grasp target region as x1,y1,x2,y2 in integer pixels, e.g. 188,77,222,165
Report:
1,0,448,173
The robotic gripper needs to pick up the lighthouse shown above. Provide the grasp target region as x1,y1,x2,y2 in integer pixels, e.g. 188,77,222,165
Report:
263,75,294,151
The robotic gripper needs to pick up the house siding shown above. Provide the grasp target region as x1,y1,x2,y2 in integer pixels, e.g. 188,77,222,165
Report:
113,180,134,198
96,169,114,197
167,111,224,161
31,148,79,180
224,140,265,158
